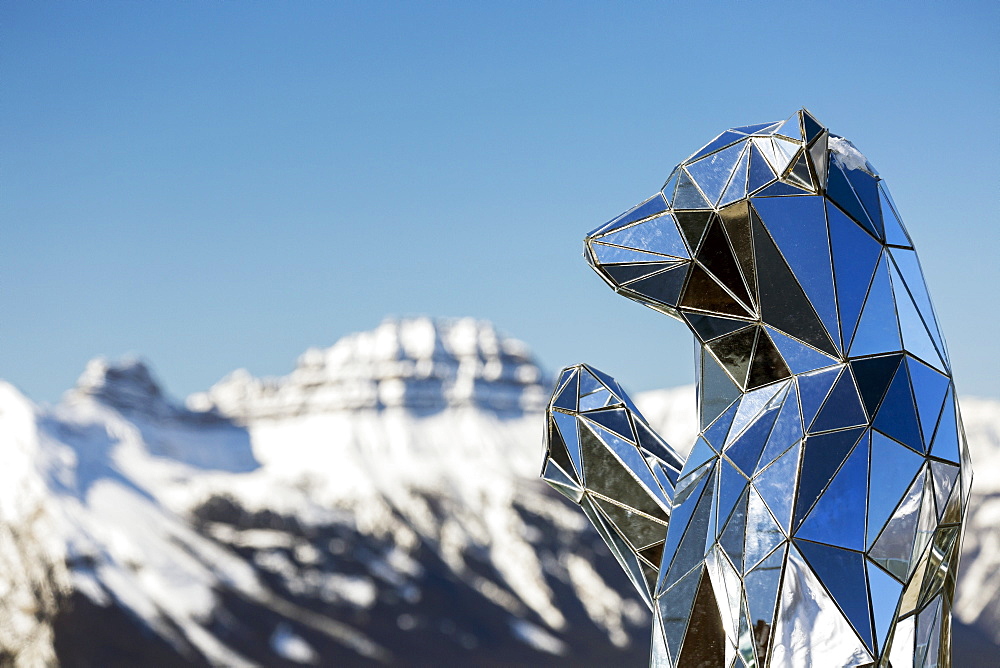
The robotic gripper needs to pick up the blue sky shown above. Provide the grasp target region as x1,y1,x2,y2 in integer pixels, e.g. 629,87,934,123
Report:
3,2,998,403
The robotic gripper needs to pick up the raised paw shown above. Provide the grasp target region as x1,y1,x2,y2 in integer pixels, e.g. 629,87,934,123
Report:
542,363,683,605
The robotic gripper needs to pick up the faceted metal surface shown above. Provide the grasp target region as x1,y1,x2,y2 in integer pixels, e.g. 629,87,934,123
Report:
541,109,971,667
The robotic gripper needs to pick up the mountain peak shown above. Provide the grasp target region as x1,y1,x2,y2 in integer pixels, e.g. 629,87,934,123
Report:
189,317,549,419
69,356,181,419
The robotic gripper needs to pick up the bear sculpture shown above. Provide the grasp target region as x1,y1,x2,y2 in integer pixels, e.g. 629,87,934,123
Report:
541,109,971,668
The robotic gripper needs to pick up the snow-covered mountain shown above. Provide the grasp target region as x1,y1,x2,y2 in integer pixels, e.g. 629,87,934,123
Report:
0,317,996,666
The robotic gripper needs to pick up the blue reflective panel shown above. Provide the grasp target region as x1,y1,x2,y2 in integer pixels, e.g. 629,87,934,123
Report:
596,213,689,259
872,361,923,453
553,367,574,395
673,169,711,209
785,150,815,192
878,183,911,247
552,370,579,410
751,196,839,348
808,134,829,190
603,261,682,286
930,388,960,463
725,382,787,449
552,411,583,478
795,432,868,550
849,254,903,357
591,241,678,265
745,545,784,634
662,169,679,207
737,606,755,666
905,358,950,446
754,180,809,197
590,422,668,507
578,368,604,395
579,388,612,411
892,269,946,371
869,470,923,580
719,145,750,207
915,597,943,668
867,431,924,548
586,366,641,413
747,143,777,193
843,166,884,237
773,136,801,166
725,404,780,476
744,486,784,571
542,460,583,502
659,467,713,586
703,400,739,450
827,162,880,239
701,348,741,429
686,142,746,206
657,566,702,658
773,114,803,141
888,248,948,365
719,489,748,568
584,496,653,604
828,201,883,345
586,408,634,442
797,365,842,428
794,427,866,528
802,111,824,143
651,460,679,499
867,560,903,653
733,121,777,135
634,421,683,472
752,137,783,172
756,384,803,472
663,475,715,588
689,130,748,162
810,367,867,432
754,441,800,532
766,326,839,375
717,458,748,532
795,540,875,651
930,461,960,516
589,193,669,237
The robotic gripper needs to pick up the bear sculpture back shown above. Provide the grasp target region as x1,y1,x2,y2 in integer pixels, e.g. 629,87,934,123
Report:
541,109,971,668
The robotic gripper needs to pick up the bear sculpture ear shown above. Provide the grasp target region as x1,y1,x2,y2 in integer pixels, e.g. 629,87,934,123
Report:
765,109,830,195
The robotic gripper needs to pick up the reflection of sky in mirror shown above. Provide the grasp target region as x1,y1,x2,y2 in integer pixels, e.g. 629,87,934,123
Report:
3,2,997,402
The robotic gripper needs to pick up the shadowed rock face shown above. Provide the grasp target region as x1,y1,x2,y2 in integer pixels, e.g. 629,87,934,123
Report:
542,110,971,667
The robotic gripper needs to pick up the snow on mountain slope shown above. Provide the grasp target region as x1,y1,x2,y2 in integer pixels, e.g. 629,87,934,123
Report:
1,318,650,666
0,383,69,666
0,316,997,666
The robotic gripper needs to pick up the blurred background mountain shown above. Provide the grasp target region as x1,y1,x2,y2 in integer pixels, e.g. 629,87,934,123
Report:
0,318,996,666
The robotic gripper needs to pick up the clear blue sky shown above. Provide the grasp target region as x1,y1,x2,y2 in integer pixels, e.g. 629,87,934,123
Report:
3,2,998,403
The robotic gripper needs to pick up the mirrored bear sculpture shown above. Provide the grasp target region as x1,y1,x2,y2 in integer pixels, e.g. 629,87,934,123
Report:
541,110,971,667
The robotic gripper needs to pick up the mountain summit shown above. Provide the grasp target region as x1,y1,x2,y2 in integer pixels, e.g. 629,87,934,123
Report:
189,317,548,419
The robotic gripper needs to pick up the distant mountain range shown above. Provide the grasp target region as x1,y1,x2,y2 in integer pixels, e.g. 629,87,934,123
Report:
0,317,996,666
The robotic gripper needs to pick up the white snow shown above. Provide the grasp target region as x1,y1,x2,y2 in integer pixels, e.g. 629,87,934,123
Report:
510,618,568,655
829,134,876,175
189,317,547,417
270,623,319,664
